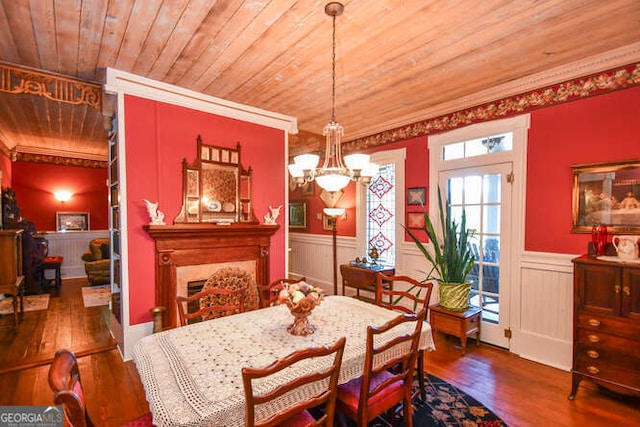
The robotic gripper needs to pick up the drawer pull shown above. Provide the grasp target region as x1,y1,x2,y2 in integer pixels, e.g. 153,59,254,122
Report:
615,285,621,294
587,350,599,359
586,366,600,375
587,318,600,327
588,334,600,343
623,286,631,297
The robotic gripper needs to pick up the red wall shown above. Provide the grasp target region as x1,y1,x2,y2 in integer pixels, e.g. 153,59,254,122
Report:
0,151,11,189
526,86,640,254
124,95,287,325
10,161,108,231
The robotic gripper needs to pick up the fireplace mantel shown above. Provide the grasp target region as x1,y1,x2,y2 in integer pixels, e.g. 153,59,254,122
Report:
144,223,279,329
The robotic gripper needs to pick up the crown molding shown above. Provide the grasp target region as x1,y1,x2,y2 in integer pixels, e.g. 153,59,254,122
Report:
13,146,107,168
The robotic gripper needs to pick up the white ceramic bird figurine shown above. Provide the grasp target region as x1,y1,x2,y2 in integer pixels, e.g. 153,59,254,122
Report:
143,199,166,225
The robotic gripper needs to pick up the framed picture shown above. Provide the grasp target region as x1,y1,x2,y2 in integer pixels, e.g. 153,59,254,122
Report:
407,187,426,205
406,212,425,229
289,201,307,230
299,182,315,197
572,159,640,233
322,214,337,231
56,212,90,231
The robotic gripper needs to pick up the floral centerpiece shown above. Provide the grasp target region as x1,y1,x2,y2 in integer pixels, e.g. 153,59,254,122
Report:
274,281,323,336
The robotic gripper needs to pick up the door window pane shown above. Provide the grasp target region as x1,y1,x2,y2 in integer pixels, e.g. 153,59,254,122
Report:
465,205,481,232
483,174,501,203
448,177,464,205
483,205,500,234
464,175,482,204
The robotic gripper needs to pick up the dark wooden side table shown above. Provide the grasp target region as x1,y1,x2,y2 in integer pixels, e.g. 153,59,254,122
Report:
40,256,63,290
339,263,394,303
429,303,481,355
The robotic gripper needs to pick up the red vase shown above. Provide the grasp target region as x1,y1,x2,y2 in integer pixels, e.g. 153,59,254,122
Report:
592,224,608,256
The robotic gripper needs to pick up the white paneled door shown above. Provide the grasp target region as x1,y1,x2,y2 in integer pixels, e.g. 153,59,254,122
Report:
440,163,512,349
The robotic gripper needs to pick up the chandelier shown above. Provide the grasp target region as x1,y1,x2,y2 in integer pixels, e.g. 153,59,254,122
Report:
288,2,378,193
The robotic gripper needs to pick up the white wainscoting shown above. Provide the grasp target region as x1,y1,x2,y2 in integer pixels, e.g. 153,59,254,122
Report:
516,251,577,371
289,234,435,296
289,233,356,294
41,230,109,280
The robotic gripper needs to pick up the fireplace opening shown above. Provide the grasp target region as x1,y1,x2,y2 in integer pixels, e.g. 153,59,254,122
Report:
185,279,206,325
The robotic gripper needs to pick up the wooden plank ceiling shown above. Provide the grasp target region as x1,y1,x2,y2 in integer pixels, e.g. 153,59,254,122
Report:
0,0,639,161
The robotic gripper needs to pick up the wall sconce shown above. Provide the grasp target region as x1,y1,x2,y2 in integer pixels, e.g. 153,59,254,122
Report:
54,190,73,203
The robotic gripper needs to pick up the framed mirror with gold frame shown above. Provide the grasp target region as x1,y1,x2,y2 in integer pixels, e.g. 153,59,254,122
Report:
174,135,256,224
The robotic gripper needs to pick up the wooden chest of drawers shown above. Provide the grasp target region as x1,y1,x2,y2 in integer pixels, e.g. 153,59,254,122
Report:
570,255,640,399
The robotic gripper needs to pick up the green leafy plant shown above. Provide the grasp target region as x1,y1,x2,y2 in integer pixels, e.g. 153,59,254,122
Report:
403,186,475,284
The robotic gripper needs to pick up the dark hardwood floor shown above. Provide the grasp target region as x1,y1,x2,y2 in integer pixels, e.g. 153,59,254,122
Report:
0,278,115,373
1,278,639,426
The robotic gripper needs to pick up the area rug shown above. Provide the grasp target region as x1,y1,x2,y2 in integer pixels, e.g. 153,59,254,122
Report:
313,374,507,427
0,294,50,314
411,374,507,426
81,285,110,308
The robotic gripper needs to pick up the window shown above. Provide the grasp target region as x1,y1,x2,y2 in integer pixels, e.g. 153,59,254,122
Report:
357,148,405,267
366,163,396,266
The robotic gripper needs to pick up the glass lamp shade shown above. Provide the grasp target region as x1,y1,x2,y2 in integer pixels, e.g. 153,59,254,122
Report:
323,207,345,217
287,164,304,178
344,153,370,171
362,162,380,178
294,154,320,170
316,170,351,192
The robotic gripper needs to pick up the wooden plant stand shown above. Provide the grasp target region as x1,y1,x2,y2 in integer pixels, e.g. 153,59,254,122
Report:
429,303,481,355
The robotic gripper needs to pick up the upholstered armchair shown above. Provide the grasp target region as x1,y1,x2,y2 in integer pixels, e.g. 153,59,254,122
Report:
81,238,110,286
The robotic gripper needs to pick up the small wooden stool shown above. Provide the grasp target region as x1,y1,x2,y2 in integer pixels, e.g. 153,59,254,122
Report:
40,256,64,290
429,303,481,355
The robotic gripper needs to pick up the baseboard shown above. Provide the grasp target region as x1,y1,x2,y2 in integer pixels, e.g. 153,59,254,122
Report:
518,331,572,371
121,322,153,362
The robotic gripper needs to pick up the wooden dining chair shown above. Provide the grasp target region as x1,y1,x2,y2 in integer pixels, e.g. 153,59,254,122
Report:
48,349,153,427
242,336,346,427
176,286,247,326
260,277,306,308
375,273,433,400
335,310,425,427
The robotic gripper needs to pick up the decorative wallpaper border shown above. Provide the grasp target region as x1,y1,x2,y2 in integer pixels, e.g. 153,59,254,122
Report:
14,152,107,168
344,63,640,152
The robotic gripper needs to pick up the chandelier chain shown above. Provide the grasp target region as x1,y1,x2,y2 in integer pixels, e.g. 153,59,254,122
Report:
331,11,337,123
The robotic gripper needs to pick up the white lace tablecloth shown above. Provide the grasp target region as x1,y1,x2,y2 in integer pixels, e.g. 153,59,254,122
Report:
133,295,435,427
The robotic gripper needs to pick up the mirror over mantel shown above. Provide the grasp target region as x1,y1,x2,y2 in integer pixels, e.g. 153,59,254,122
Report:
174,135,256,225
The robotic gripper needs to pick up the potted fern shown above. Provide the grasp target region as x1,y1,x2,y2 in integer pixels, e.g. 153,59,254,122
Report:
404,187,475,312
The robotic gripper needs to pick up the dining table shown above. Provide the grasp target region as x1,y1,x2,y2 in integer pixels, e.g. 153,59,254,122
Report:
133,295,435,427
